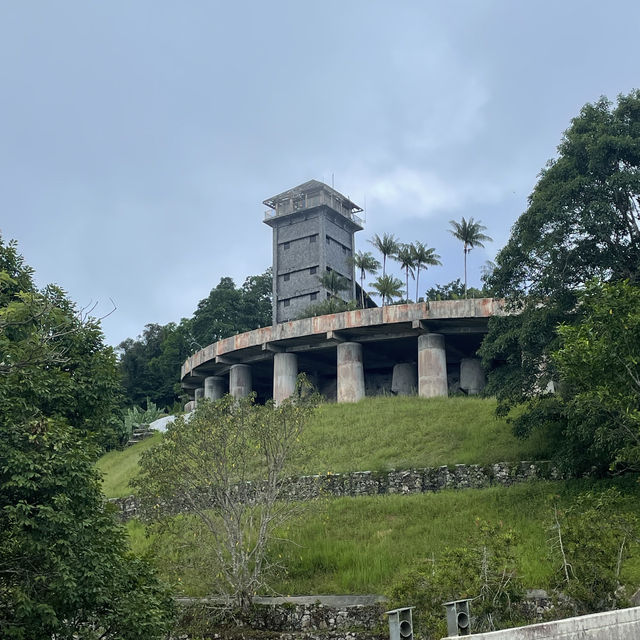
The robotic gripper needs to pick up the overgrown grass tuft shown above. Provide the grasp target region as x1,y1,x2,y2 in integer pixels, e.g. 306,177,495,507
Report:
99,396,549,498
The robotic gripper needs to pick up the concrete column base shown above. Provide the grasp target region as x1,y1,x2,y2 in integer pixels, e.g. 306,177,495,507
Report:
184,400,195,412
204,375,225,401
229,364,252,399
273,352,298,406
194,387,204,407
391,363,417,395
460,358,485,395
337,342,365,403
418,333,448,398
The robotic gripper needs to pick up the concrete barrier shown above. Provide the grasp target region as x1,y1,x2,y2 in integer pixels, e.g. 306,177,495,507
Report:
442,605,640,639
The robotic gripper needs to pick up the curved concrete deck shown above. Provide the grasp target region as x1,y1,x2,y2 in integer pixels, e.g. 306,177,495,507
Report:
181,299,502,403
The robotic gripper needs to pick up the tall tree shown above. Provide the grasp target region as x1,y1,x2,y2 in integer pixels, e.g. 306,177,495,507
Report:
318,269,349,311
350,251,381,308
411,241,442,301
368,233,399,277
448,217,492,297
134,386,318,615
370,274,404,307
394,244,416,302
552,280,640,473
480,91,640,453
0,236,173,638
118,269,272,410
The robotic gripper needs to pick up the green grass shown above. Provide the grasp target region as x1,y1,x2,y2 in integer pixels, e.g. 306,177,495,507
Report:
96,432,162,497
126,476,640,597
98,396,549,497
296,396,547,474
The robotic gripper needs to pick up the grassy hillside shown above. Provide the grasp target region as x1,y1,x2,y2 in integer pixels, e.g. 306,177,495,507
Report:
126,476,640,597
97,432,162,498
98,396,550,497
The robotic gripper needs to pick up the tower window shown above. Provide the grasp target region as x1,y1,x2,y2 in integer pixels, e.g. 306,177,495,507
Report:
310,234,317,243
283,299,290,307
283,273,290,282
283,241,290,250
310,292,317,301
326,235,330,244
309,266,317,275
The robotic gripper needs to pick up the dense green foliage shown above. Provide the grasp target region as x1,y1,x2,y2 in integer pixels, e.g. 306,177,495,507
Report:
481,91,640,462
0,237,173,639
0,237,123,448
118,320,194,411
551,280,640,472
425,279,489,301
118,269,272,409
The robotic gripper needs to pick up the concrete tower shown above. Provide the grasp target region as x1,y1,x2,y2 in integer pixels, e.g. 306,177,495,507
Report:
263,180,364,324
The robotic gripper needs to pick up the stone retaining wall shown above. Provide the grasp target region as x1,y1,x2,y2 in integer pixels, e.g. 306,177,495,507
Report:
173,591,556,639
109,461,559,522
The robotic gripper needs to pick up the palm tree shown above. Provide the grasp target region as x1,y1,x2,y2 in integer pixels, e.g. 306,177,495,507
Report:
350,251,381,309
368,233,399,277
394,244,416,302
370,274,404,307
448,217,493,297
411,241,442,301
318,270,349,311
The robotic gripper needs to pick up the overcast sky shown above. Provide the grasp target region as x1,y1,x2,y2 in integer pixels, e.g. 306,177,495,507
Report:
2,1,639,347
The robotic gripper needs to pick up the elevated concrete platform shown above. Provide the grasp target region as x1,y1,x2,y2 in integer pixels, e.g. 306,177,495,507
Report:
181,299,503,404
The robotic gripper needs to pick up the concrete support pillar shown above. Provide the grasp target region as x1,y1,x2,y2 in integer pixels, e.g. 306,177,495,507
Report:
418,333,448,398
204,375,225,401
337,342,365,403
391,363,418,396
273,352,298,406
460,358,485,395
184,400,195,412
229,364,252,399
194,387,204,407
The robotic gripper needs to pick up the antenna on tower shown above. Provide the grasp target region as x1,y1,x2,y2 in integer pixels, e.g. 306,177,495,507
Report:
364,194,367,223
331,173,334,189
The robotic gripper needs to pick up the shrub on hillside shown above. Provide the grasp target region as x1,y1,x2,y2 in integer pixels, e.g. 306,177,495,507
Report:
387,519,530,639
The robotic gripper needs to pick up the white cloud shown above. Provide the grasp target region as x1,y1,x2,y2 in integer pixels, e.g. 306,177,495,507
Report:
345,165,508,220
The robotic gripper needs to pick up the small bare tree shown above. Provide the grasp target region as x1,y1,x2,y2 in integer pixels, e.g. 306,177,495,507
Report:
133,379,318,614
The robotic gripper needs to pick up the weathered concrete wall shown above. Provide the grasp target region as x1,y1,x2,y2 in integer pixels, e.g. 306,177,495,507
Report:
443,605,640,639
110,461,559,522
182,299,504,382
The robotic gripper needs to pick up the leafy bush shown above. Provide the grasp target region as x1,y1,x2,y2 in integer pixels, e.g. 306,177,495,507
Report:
123,400,165,440
387,520,530,639
549,488,638,614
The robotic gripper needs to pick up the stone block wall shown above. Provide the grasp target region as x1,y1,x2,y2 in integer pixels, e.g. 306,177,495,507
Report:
109,461,559,522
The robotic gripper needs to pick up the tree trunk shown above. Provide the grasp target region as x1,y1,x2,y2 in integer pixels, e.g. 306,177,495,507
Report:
464,246,468,298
